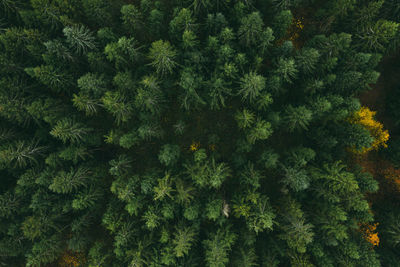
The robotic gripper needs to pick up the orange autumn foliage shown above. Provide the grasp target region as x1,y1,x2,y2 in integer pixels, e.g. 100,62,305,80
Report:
349,107,389,154
382,165,400,192
352,155,400,203
359,222,380,247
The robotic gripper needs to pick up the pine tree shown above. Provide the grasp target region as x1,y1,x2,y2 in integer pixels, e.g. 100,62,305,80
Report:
203,228,236,267
63,25,96,54
179,69,206,110
148,40,177,76
72,186,102,210
296,48,320,74
101,91,133,124
104,36,141,69
25,65,72,92
0,140,46,168
121,4,143,34
49,166,92,193
283,105,313,132
50,118,92,143
238,72,266,103
172,225,197,257
246,119,273,144
238,12,264,47
169,8,196,40
72,93,102,116
77,73,107,98
26,234,64,266
158,144,180,167
135,76,165,114
208,76,232,110
274,57,298,83
153,172,174,201
235,109,256,129
272,10,293,39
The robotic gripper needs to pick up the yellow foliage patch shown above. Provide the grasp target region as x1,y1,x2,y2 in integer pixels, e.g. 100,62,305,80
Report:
288,17,305,47
359,223,380,247
349,107,389,153
190,141,200,151
276,16,305,48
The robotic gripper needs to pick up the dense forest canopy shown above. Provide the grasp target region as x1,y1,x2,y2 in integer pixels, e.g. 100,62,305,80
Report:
1,0,400,266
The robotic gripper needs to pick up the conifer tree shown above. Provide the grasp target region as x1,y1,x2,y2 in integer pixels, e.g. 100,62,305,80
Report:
148,40,178,76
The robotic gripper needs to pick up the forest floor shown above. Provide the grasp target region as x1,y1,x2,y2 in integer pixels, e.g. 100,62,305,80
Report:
359,51,400,132
355,50,400,207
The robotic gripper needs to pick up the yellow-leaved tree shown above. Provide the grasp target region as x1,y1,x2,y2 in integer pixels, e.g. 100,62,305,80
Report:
359,223,380,247
349,107,389,153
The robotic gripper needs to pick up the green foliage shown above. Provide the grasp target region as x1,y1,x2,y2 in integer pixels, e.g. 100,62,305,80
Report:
148,40,177,76
272,10,293,39
284,105,313,132
48,166,91,193
0,140,46,168
169,8,195,40
109,154,132,176
179,69,206,110
173,225,197,257
185,155,231,189
281,166,310,192
73,93,102,115
77,73,107,98
0,192,19,218
153,173,174,201
279,198,314,253
158,144,180,166
275,57,298,83
26,235,63,266
72,186,102,210
175,179,195,205
238,72,266,103
183,30,199,49
101,91,133,124
356,19,399,52
104,36,140,69
259,149,279,169
121,4,143,33
233,192,276,233
238,12,264,47
259,28,275,55
25,65,71,92
58,145,91,163
233,248,258,267
246,119,273,144
203,228,236,267
135,75,165,114
82,0,114,27
296,48,320,74
50,118,91,143
205,198,223,221
22,215,51,240
63,25,96,54
119,132,139,149
208,76,232,110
